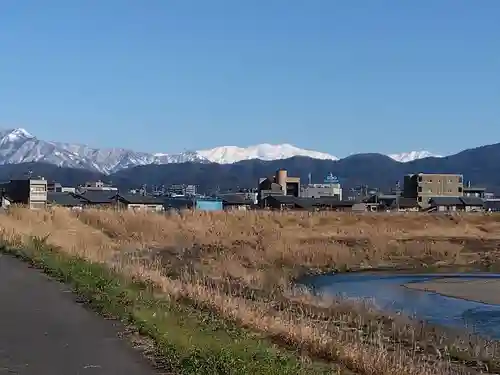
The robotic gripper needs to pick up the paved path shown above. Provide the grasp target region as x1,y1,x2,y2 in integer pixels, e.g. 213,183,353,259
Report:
405,277,500,305
0,253,158,375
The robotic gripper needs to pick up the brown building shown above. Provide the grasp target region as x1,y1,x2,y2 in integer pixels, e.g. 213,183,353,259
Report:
403,173,463,208
258,169,301,204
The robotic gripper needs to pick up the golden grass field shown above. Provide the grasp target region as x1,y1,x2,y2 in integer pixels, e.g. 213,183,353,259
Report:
2,207,500,375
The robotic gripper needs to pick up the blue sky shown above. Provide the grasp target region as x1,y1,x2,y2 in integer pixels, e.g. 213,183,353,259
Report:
1,1,499,156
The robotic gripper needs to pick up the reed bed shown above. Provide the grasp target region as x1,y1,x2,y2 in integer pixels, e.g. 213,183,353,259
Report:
2,207,500,374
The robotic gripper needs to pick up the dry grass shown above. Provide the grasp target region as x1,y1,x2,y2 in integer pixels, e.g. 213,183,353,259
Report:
2,207,500,374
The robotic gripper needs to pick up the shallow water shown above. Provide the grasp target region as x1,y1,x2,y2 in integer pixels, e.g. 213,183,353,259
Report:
305,272,500,339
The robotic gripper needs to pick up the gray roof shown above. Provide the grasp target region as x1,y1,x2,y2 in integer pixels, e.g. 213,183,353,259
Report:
429,197,463,206
459,196,484,206
47,192,86,206
265,195,355,209
393,197,419,208
117,194,162,205
220,194,253,205
463,186,486,192
485,200,500,210
429,196,485,207
75,191,116,204
266,195,297,204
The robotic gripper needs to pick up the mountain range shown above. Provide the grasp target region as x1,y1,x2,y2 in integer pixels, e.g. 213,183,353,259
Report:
0,127,498,195
0,128,440,174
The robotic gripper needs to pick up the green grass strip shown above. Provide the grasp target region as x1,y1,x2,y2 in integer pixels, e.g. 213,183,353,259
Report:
1,238,337,375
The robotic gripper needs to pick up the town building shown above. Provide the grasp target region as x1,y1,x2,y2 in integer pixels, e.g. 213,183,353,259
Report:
72,190,117,207
47,192,86,210
163,196,223,212
166,184,196,197
80,180,118,192
47,181,76,193
300,173,342,200
218,192,256,210
428,196,484,212
115,194,164,212
463,186,486,199
363,193,419,212
261,195,364,212
0,178,48,209
258,169,301,204
403,173,464,208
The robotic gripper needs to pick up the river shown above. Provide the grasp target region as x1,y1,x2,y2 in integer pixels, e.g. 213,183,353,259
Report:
305,272,500,339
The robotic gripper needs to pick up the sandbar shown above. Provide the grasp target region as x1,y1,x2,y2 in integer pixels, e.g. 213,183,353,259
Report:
404,278,500,305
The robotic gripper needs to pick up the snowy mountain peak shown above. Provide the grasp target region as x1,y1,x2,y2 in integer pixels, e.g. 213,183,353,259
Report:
197,143,338,164
388,151,442,163
1,128,34,142
0,127,443,174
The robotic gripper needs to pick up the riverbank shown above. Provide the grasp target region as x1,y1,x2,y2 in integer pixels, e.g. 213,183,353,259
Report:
405,278,500,305
2,208,500,374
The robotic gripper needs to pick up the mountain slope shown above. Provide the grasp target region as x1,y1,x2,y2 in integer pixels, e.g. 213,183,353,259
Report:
0,128,440,173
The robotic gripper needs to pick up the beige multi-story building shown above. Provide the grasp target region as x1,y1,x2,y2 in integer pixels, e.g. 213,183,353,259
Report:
403,173,464,208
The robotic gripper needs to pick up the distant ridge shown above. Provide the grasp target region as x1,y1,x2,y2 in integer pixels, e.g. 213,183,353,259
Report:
0,140,499,194
0,128,441,174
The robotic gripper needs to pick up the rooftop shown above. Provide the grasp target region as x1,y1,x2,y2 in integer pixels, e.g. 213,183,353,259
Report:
117,194,163,205
47,192,86,207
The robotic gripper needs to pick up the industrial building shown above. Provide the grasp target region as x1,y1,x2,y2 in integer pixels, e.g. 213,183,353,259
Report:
300,173,342,200
257,169,301,204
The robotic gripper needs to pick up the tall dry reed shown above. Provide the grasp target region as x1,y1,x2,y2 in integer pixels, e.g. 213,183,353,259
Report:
2,207,500,375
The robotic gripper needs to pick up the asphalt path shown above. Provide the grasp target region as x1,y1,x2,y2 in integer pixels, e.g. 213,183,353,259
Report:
0,253,158,375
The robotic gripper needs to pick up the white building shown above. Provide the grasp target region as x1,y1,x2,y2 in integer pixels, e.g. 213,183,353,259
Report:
300,173,342,200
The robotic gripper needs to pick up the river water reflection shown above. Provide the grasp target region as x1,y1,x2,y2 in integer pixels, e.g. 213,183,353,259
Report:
305,273,500,339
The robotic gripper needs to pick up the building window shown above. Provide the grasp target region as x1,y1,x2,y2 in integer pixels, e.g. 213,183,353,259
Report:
30,202,46,209
31,186,46,192
418,186,422,192
418,196,422,202
458,187,463,193
459,176,463,183
418,176,422,182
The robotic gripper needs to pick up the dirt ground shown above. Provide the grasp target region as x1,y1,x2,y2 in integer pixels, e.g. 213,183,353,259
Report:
404,278,500,305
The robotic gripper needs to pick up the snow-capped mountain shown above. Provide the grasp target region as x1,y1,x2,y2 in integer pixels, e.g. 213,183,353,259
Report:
0,127,441,174
388,151,442,163
0,128,208,174
197,143,338,164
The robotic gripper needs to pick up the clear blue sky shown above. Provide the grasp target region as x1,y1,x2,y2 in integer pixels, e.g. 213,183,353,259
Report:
1,1,499,156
